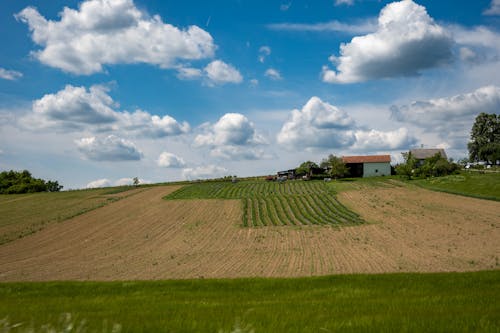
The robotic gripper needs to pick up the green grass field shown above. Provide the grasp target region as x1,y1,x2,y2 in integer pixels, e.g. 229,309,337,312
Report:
165,180,364,227
0,186,136,244
412,171,500,201
0,271,498,332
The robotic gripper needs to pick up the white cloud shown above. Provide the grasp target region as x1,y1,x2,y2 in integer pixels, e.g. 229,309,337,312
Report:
20,84,189,137
258,46,271,63
267,20,376,35
86,178,111,188
16,0,215,75
204,60,243,85
193,113,268,160
114,177,148,186
353,128,415,151
194,113,266,147
181,165,229,180
277,96,415,151
335,0,354,6
176,67,203,80
265,68,282,80
157,152,186,168
277,97,356,149
484,0,500,15
391,85,500,148
322,0,453,84
76,135,143,161
0,68,23,80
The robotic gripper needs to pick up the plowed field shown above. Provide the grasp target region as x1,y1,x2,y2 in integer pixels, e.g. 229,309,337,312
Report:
0,184,498,281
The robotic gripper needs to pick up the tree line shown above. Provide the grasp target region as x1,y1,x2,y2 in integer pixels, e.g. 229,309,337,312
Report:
0,170,63,194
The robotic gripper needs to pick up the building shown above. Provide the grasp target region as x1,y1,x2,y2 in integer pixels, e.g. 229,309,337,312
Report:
342,155,391,178
409,148,447,167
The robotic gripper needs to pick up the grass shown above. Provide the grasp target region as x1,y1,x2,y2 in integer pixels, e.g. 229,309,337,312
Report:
411,171,500,201
0,271,498,332
165,180,364,227
0,186,137,245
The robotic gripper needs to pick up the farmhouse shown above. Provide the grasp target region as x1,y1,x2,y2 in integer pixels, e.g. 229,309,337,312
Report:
409,148,447,167
342,155,391,178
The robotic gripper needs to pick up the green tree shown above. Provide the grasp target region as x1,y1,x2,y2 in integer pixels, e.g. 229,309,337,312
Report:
396,152,416,180
468,113,500,163
321,154,348,179
295,161,319,178
0,170,63,194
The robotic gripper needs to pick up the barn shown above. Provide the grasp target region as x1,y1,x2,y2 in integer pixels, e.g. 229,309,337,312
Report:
342,155,391,178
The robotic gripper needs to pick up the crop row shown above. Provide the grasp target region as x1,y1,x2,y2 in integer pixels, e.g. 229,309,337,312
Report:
166,181,363,227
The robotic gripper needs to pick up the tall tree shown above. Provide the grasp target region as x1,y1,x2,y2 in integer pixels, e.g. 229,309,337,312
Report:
295,161,319,178
321,154,349,179
468,113,500,163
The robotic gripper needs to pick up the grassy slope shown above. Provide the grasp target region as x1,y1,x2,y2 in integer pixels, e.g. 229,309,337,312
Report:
412,172,500,201
0,187,136,244
0,271,499,332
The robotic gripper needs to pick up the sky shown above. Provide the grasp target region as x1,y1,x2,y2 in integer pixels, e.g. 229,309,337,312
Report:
1,0,500,189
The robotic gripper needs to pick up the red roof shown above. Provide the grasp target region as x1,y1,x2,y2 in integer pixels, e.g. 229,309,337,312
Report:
342,155,391,164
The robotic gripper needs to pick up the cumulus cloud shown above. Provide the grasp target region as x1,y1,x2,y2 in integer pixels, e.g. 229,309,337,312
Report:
258,46,271,63
157,152,186,168
322,0,453,84
20,84,189,137
194,113,266,147
277,96,414,151
0,68,23,80
194,113,268,160
15,0,215,74
204,60,243,85
277,97,356,149
352,128,416,151
181,165,228,180
86,178,111,188
76,135,142,161
176,67,203,80
114,177,148,186
391,85,500,148
484,0,500,15
265,68,282,80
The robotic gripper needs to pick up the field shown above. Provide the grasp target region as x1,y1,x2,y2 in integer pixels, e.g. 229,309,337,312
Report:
0,186,141,245
412,171,500,200
165,181,363,227
0,271,498,332
0,181,498,281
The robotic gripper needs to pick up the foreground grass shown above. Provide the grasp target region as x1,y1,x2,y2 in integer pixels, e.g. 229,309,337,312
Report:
0,187,137,244
0,271,498,332
412,171,500,201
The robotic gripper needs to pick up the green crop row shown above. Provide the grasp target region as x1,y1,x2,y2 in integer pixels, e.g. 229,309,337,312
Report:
165,181,362,227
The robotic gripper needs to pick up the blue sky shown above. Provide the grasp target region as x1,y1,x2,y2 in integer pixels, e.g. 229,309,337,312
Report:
1,0,499,189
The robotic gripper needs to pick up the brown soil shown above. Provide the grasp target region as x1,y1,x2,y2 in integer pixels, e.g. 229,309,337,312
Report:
0,185,498,281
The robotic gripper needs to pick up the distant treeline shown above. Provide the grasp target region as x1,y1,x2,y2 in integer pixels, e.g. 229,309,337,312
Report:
0,170,63,194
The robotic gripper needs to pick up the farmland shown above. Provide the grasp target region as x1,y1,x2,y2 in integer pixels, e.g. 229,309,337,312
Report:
0,181,498,281
0,186,141,245
165,180,363,227
0,271,499,332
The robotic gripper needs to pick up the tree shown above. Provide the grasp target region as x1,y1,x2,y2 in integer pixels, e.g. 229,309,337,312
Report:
133,177,140,186
395,152,416,180
295,161,319,178
0,170,63,194
321,154,349,179
468,113,500,163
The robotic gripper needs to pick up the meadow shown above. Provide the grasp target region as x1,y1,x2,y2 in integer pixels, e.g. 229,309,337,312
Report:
165,180,364,227
0,271,498,332
412,171,500,201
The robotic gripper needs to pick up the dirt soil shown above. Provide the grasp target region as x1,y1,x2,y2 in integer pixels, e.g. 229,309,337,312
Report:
0,185,498,281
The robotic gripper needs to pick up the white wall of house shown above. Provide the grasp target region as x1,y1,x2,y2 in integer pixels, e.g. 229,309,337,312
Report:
363,162,391,177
